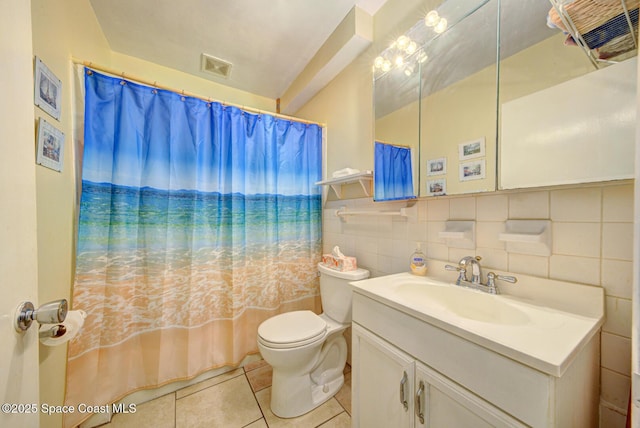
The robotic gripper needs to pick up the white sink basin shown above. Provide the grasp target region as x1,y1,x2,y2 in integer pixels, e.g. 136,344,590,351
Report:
395,282,529,325
350,271,604,376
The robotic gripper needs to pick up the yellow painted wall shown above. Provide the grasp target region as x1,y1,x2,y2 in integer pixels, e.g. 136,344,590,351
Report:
30,1,277,427
297,59,375,176
110,53,275,113
296,0,436,200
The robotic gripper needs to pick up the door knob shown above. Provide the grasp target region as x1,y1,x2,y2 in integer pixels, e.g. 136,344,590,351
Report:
15,299,68,333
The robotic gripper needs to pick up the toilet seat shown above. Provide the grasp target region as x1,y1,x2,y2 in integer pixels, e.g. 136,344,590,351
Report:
258,310,327,349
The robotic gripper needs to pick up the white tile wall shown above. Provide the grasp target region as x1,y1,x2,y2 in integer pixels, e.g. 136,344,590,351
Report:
323,181,634,426
508,191,549,219
550,187,602,222
602,332,632,376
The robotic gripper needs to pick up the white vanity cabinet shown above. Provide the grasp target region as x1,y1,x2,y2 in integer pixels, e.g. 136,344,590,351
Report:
352,324,414,427
351,290,601,428
352,323,524,428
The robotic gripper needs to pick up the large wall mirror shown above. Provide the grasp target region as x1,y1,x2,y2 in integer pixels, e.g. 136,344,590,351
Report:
373,55,421,201
373,36,421,201
373,0,499,198
419,0,498,196
373,0,637,197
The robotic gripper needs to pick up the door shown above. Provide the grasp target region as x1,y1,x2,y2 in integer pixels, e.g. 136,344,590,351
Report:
0,1,40,427
352,323,414,428
415,362,525,428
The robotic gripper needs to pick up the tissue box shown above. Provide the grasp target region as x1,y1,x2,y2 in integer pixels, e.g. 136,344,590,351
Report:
322,254,358,271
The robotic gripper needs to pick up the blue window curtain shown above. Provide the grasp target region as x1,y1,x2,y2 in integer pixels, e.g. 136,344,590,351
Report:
65,69,323,427
374,141,415,201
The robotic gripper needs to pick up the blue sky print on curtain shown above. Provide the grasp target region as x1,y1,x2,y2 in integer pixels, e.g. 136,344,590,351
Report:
65,69,323,426
374,141,415,201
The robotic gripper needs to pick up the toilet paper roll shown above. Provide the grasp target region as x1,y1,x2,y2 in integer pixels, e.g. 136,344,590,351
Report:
39,310,86,346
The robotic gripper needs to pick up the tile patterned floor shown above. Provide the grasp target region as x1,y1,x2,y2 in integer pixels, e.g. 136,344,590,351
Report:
101,360,351,428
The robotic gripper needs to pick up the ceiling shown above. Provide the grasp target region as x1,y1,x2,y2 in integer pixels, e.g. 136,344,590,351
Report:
89,0,389,105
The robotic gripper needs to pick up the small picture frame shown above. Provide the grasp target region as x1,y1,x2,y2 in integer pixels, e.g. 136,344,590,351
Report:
458,137,485,160
427,178,446,196
34,57,62,121
426,157,447,176
459,159,485,182
36,117,64,172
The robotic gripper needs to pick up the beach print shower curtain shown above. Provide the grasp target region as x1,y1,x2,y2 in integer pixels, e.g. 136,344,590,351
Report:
65,69,322,427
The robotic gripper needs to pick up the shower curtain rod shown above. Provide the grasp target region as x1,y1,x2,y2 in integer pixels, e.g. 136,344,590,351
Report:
71,58,325,127
375,139,412,149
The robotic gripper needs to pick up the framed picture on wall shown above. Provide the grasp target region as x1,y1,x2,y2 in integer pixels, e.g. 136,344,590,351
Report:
426,157,447,176
34,57,62,121
458,137,485,160
459,159,485,182
36,117,65,172
427,178,446,196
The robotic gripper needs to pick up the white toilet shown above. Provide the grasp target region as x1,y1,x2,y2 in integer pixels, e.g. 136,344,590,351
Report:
257,262,369,418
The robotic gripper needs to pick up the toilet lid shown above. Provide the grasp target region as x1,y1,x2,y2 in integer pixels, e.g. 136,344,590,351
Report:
258,310,326,348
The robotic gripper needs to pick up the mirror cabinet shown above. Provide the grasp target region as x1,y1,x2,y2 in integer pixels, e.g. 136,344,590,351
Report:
373,0,637,198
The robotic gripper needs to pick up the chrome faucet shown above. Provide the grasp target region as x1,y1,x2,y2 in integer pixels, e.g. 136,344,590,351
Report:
459,256,482,284
445,256,517,294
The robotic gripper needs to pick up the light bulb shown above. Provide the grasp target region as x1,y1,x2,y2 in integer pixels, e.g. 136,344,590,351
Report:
424,10,439,27
381,60,391,72
406,41,417,55
396,35,410,51
395,56,404,67
374,56,385,69
404,64,415,76
434,17,448,34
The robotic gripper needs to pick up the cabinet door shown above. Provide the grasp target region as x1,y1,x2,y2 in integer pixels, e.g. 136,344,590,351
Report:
415,362,526,428
352,324,415,428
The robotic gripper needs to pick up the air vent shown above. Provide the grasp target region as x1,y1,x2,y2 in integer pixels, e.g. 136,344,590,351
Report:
201,54,232,78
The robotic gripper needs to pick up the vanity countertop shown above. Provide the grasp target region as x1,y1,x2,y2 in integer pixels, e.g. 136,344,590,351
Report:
350,268,604,377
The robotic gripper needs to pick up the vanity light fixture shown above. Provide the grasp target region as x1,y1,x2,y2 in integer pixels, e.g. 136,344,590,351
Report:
403,64,415,77
396,35,410,50
425,9,448,34
406,41,417,55
434,17,448,34
373,34,419,72
424,10,440,27
373,56,392,72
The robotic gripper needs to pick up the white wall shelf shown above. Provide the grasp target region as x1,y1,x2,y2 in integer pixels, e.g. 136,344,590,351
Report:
316,171,373,199
499,220,551,256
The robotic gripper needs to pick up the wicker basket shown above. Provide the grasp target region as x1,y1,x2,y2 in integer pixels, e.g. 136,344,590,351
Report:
549,0,639,34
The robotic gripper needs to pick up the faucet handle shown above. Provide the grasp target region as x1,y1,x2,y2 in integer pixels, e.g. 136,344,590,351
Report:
486,272,518,294
445,264,466,285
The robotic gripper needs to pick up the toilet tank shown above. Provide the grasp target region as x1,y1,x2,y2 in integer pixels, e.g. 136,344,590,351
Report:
318,263,369,324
